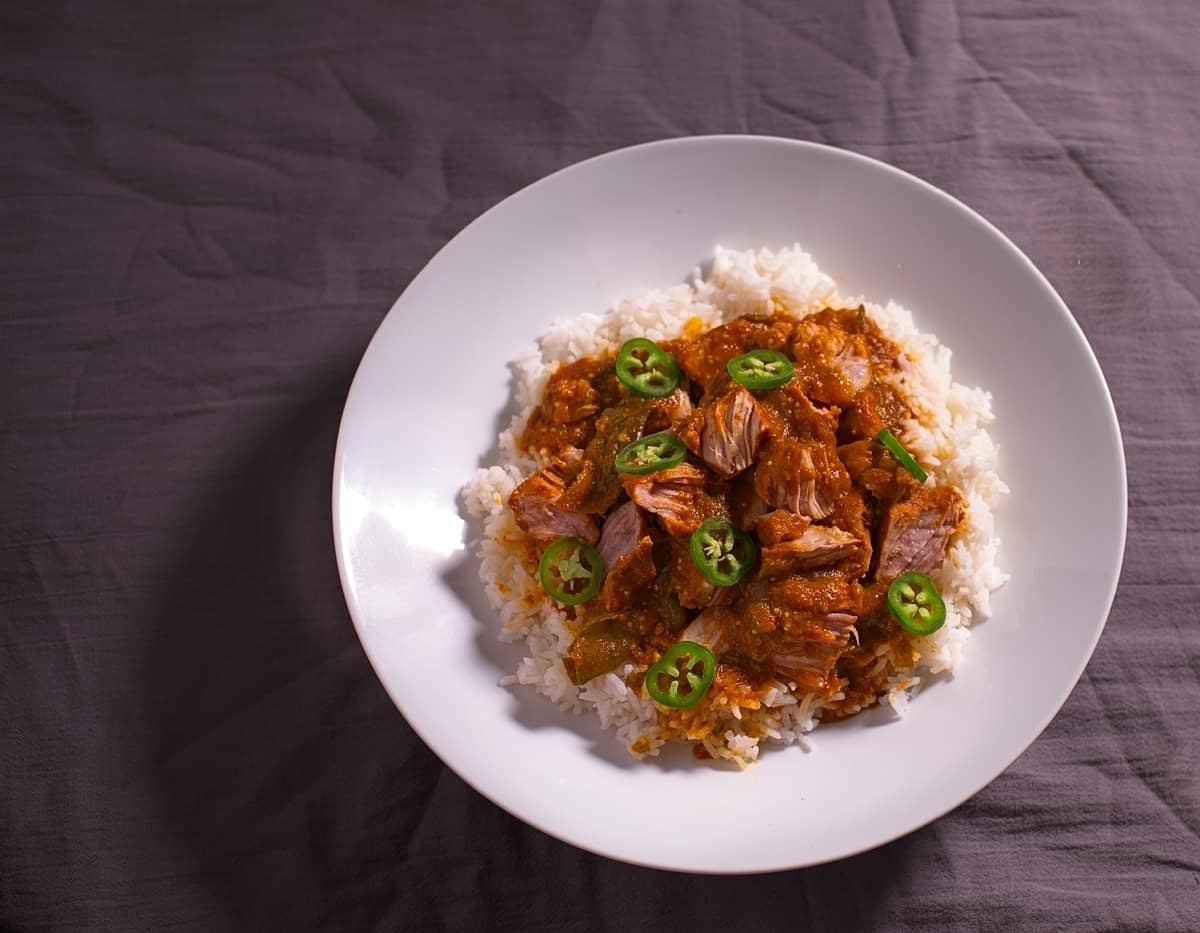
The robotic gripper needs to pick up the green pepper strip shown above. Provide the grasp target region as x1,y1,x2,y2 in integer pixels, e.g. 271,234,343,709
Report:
688,516,757,587
877,428,928,484
726,349,795,390
615,337,681,398
614,431,687,475
538,537,605,606
645,640,717,709
886,571,947,636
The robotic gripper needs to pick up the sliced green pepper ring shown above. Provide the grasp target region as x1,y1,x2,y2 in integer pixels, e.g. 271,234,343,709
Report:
614,431,687,475
726,349,795,390
538,537,605,606
645,640,717,709
688,516,757,587
886,571,946,636
877,428,928,484
615,337,681,398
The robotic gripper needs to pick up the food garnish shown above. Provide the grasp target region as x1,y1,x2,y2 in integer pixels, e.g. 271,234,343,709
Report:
688,517,758,587
726,348,795,390
614,432,688,475
615,337,681,397
538,537,605,605
645,641,717,709
877,428,928,484
886,571,946,636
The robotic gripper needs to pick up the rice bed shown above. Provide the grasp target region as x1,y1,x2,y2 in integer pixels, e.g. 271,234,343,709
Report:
462,245,1007,767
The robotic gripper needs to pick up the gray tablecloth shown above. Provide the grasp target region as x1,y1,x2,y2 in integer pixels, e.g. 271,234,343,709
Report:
3,1,1197,930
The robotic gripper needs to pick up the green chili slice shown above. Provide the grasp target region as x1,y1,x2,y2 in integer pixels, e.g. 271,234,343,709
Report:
615,337,681,398
877,428,928,484
886,571,946,636
688,516,757,587
645,640,717,709
538,537,605,606
726,349,795,390
614,431,687,475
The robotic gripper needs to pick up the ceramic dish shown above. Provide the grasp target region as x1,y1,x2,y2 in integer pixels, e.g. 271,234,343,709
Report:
332,136,1126,872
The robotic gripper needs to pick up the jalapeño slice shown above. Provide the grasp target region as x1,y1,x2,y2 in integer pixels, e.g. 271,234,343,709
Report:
614,432,687,475
615,337,681,398
644,640,717,709
726,349,794,390
877,428,928,484
886,571,946,636
538,537,605,606
688,516,757,587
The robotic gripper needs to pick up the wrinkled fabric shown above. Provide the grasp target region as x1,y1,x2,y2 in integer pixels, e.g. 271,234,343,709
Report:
2,1,1198,930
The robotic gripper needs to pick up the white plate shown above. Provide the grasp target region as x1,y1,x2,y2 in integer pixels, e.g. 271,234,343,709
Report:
333,136,1126,873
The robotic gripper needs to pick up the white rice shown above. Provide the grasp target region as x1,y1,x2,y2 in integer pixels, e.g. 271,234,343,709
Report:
463,245,1008,766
